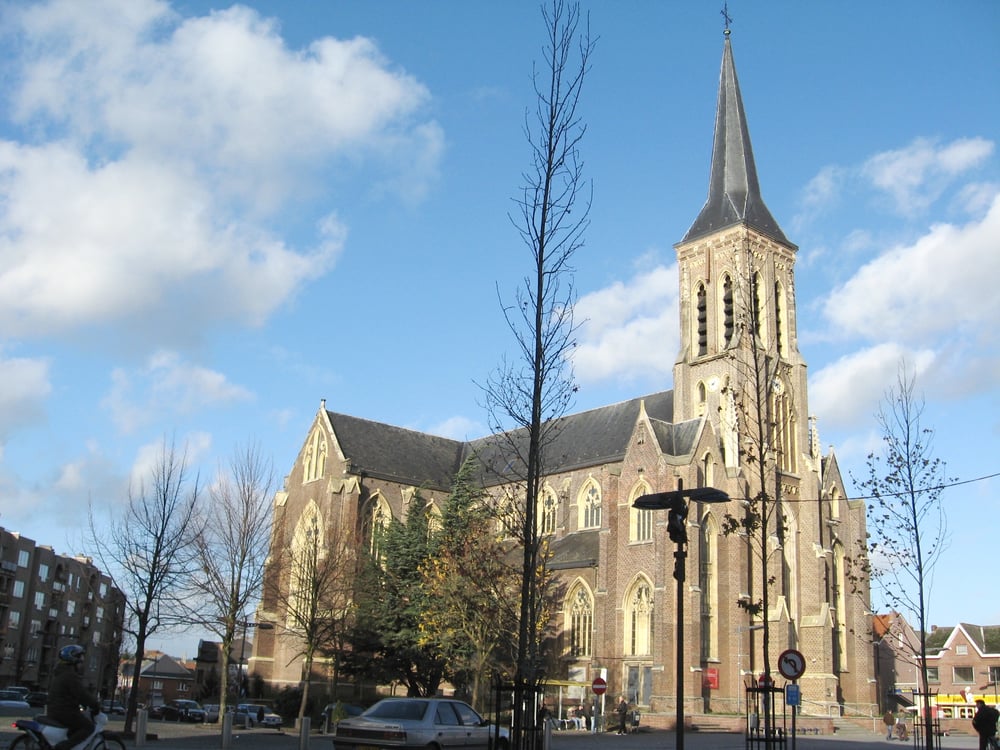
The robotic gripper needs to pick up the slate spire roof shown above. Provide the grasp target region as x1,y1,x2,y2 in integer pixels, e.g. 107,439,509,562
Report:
682,31,789,245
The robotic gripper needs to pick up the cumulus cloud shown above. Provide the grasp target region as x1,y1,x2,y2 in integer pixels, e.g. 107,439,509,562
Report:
795,137,994,226
102,350,253,433
863,137,995,216
573,265,679,385
0,351,51,440
128,431,212,494
0,0,438,340
809,343,936,430
822,193,1000,342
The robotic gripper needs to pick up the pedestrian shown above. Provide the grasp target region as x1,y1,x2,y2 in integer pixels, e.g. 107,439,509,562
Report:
47,644,102,750
616,695,628,735
972,699,1000,750
883,709,895,740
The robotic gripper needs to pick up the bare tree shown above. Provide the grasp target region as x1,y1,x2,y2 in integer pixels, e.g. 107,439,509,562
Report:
191,441,274,716
480,1,592,746
87,437,201,732
264,512,357,723
857,366,950,750
718,238,801,734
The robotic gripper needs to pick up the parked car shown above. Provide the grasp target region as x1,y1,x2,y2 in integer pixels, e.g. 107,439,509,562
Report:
0,690,31,715
234,703,281,729
159,699,206,722
332,698,509,750
202,703,220,722
26,692,48,708
100,699,126,715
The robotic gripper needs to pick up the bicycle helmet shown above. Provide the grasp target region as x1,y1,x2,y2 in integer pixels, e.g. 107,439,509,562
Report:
59,644,86,664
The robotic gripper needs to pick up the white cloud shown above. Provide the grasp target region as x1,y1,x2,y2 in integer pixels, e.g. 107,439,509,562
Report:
102,351,252,433
426,415,487,441
809,344,936,431
822,192,1000,342
573,265,678,384
129,431,212,492
862,136,994,216
0,352,51,439
0,0,437,340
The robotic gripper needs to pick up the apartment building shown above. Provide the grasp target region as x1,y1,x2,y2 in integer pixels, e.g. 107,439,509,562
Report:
0,527,126,699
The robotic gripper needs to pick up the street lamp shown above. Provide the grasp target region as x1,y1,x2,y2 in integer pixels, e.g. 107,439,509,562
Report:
236,620,274,698
634,487,730,750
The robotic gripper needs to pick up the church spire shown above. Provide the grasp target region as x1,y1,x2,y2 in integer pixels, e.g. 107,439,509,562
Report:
682,31,788,245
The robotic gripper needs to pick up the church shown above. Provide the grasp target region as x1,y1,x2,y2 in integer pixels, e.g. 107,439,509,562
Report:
249,28,875,719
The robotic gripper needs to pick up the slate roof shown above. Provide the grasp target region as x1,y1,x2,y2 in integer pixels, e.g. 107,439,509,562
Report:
325,390,690,491
958,623,1000,655
548,530,600,571
682,35,790,246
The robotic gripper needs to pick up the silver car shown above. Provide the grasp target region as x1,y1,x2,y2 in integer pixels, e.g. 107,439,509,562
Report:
332,698,508,750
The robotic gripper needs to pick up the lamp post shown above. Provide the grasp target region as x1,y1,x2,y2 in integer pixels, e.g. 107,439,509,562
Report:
634,487,730,750
235,620,274,698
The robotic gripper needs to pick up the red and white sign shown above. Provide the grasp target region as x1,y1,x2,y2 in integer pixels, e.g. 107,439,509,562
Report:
758,673,774,687
778,649,806,680
591,677,607,695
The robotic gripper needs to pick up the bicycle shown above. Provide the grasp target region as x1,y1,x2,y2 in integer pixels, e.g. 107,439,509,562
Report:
10,709,126,750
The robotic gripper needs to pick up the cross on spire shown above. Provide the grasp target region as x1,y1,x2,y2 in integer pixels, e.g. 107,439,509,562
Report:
721,2,732,36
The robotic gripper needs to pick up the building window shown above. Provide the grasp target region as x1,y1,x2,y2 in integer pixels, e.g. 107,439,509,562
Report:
538,488,558,536
955,645,968,655
989,666,1000,684
34,591,45,610
630,482,653,543
367,495,391,560
721,275,734,347
38,564,49,582
13,580,24,598
568,585,593,658
303,428,328,483
579,481,602,530
925,667,939,682
774,280,788,357
699,514,719,661
153,680,163,690
17,550,29,567
696,283,708,356
8,611,19,628
626,579,654,656
954,666,975,683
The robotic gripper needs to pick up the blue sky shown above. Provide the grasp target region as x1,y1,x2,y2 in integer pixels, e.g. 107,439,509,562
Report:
0,0,997,659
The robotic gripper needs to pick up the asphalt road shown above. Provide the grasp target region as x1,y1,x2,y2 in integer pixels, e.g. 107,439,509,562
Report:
0,717,984,750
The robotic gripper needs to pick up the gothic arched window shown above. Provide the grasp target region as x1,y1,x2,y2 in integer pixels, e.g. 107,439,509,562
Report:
538,487,558,536
578,480,602,530
629,481,653,543
625,578,654,656
567,584,594,658
303,429,328,483
722,274,735,347
699,513,719,661
774,279,788,357
367,494,392,561
696,283,708,356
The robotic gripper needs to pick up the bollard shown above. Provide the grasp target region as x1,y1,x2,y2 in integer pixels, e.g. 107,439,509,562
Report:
298,715,311,750
135,708,147,748
222,710,234,749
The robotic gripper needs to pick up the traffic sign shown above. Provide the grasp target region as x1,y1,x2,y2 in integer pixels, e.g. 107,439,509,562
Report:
785,683,801,706
778,649,806,680
591,677,607,695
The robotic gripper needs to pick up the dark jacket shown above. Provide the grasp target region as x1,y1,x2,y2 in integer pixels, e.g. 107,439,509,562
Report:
973,704,1000,736
47,662,101,721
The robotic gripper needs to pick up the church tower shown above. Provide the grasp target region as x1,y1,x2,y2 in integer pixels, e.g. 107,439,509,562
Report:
673,28,809,485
